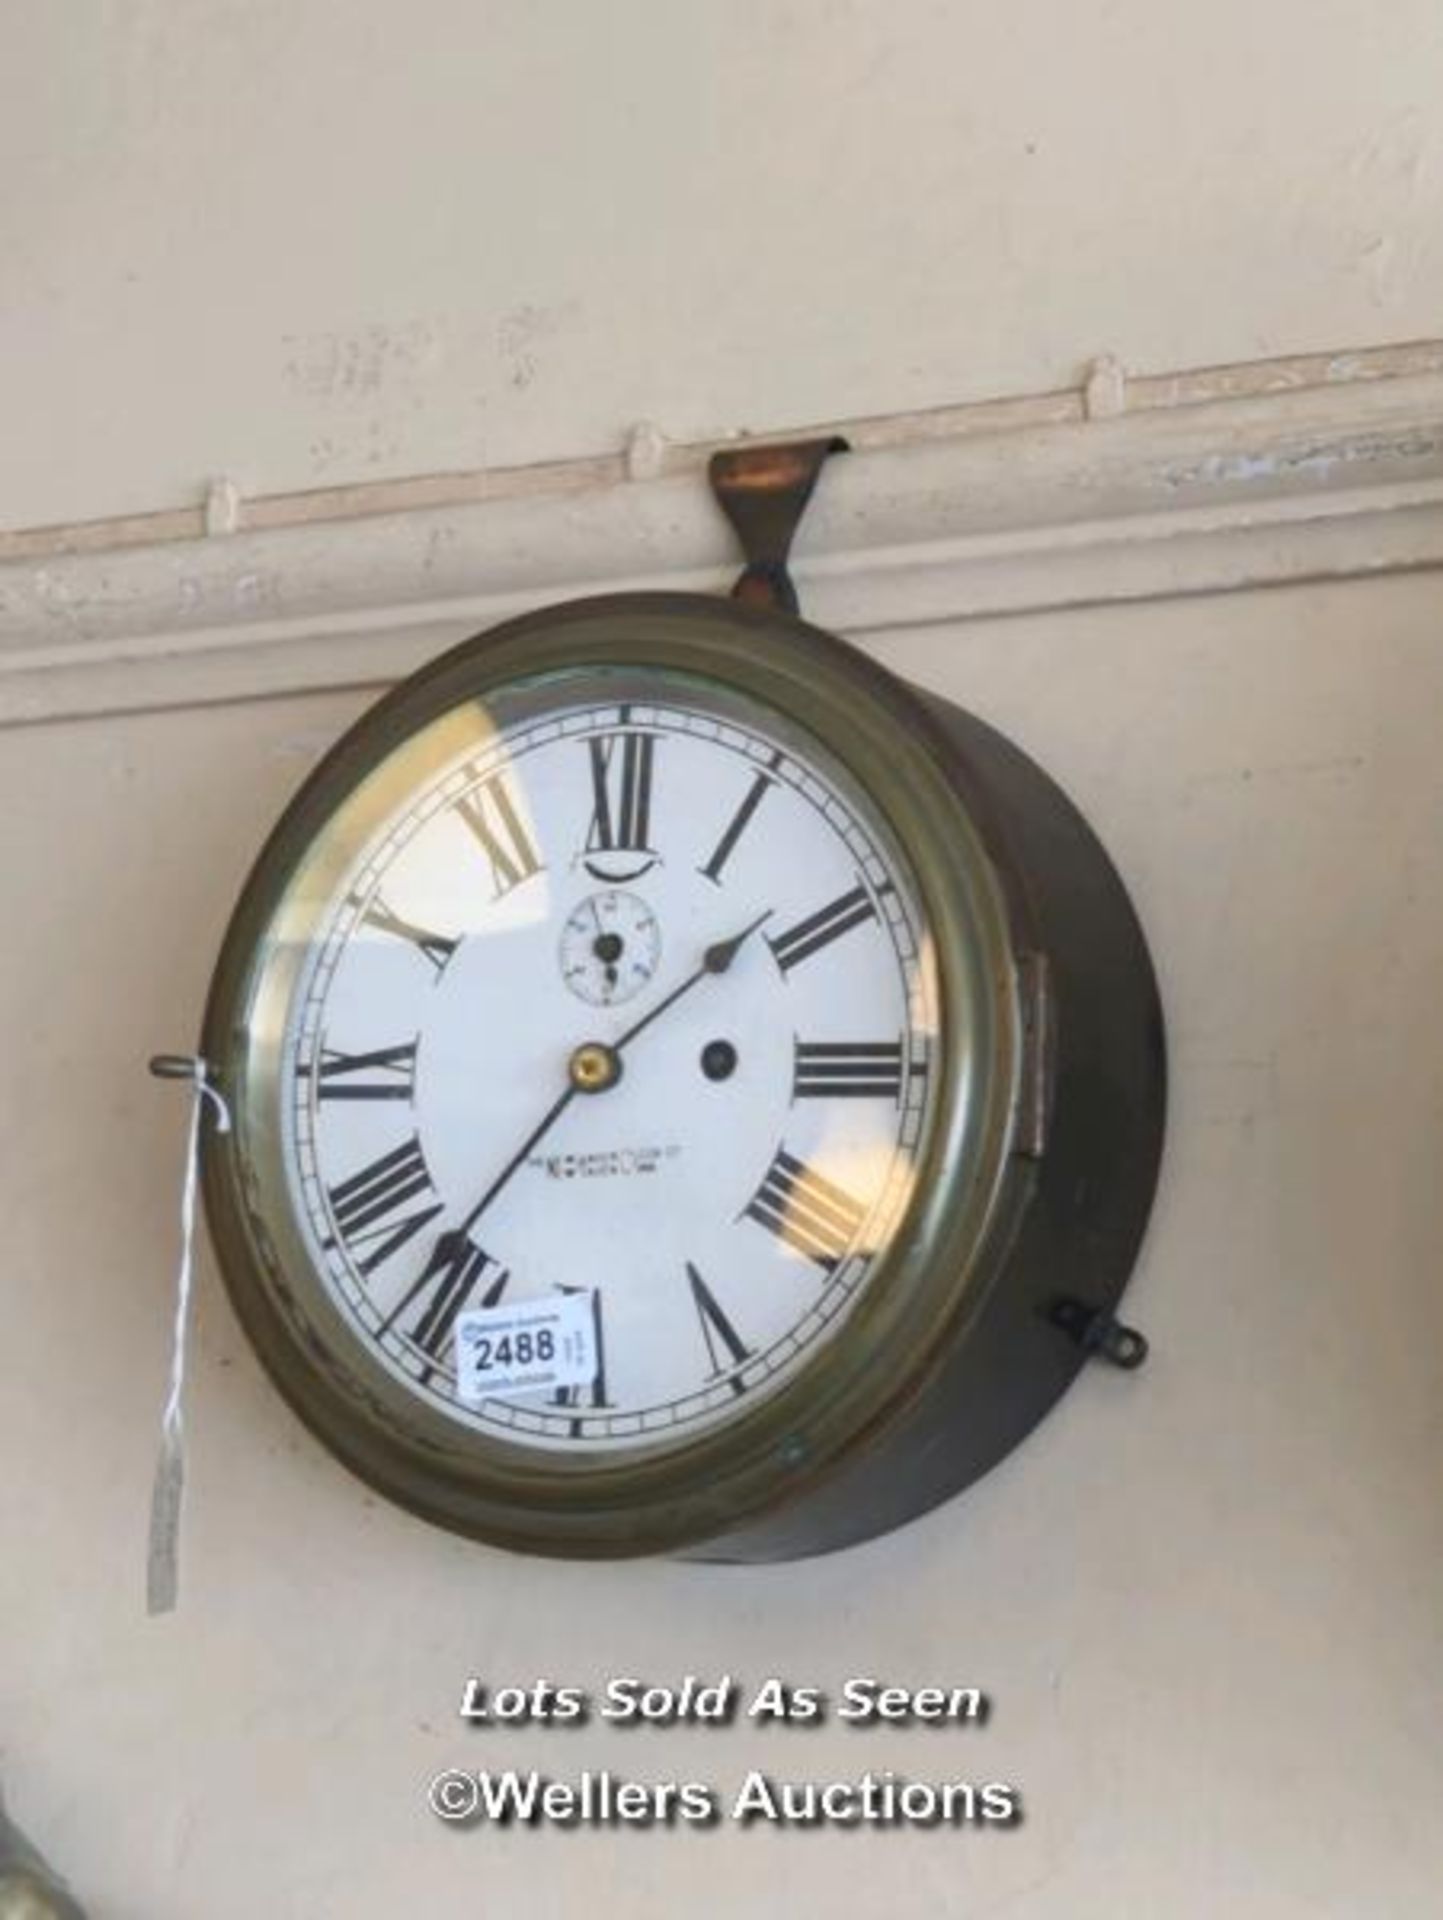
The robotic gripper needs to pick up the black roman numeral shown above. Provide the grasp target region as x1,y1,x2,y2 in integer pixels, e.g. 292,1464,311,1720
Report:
360,895,457,976
382,1231,509,1380
310,1039,418,1102
552,1286,609,1431
767,884,876,974
585,732,656,859
686,1262,750,1393
326,1137,442,1276
793,1039,904,1101
744,1147,867,1273
456,771,544,897
699,768,774,883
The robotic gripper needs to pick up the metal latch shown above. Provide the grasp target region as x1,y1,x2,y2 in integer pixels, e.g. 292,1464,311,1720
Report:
1048,1297,1150,1370
1014,949,1054,1159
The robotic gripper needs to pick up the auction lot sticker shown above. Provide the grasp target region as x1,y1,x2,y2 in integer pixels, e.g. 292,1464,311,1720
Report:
454,1293,598,1402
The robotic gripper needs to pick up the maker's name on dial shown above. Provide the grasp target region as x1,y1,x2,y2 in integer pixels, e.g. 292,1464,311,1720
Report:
526,1143,680,1181
459,1676,989,1728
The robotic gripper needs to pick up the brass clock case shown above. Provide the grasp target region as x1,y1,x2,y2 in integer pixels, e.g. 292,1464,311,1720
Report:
201,592,1165,1560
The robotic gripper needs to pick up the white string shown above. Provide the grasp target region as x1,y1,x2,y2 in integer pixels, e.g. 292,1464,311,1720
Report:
147,1060,230,1617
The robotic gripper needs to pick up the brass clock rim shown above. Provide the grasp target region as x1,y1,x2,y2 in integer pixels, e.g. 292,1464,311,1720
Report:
200,591,1031,1557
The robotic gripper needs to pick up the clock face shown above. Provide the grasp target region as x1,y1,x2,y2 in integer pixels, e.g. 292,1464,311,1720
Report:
276,673,941,1455
204,593,1164,1559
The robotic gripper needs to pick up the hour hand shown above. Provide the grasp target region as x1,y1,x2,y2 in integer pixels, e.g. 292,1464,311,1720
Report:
614,909,774,1052
702,908,774,975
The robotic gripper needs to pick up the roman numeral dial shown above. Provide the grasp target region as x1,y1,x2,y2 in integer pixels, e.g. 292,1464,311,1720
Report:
382,1232,509,1382
325,1138,442,1276
456,771,544,897
309,1039,418,1102
700,765,775,883
744,1148,868,1273
793,1039,904,1101
687,1262,752,1392
551,1288,610,1433
768,883,877,974
584,729,657,876
291,689,937,1457
360,895,457,976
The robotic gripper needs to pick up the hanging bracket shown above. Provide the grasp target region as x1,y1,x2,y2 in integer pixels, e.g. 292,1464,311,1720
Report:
708,435,848,616
1047,1296,1150,1370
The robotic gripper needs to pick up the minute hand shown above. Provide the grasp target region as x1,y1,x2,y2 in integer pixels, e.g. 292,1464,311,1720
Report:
612,909,773,1053
451,1079,578,1243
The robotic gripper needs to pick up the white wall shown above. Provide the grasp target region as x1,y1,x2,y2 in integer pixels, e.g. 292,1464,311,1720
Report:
5,0,1443,529
3,5,1442,1916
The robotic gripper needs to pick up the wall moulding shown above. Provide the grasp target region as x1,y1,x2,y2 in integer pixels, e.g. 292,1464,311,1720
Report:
3,337,1443,728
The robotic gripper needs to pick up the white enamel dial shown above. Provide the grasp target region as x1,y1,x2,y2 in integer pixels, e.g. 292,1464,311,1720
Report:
282,685,940,1453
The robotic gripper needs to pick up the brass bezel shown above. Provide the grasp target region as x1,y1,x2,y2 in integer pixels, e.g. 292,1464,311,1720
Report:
201,593,1028,1556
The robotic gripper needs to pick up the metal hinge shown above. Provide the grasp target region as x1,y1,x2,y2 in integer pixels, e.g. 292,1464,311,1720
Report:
1013,949,1054,1159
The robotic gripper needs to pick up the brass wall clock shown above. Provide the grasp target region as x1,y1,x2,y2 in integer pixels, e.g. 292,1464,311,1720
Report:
201,579,1165,1560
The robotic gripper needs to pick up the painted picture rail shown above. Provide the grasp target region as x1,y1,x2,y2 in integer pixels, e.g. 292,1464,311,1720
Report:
2,338,1443,727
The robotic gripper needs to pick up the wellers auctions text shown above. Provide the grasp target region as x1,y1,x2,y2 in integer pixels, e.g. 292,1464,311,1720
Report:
430,1678,1020,1831
459,1675,989,1727
431,1768,1020,1829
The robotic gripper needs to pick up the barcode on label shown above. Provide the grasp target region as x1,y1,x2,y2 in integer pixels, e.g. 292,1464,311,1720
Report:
453,1292,598,1403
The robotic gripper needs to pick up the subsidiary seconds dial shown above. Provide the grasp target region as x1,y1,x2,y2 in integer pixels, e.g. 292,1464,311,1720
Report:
286,693,938,1452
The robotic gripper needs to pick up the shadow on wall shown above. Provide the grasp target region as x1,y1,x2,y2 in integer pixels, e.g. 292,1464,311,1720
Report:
0,1794,87,1920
